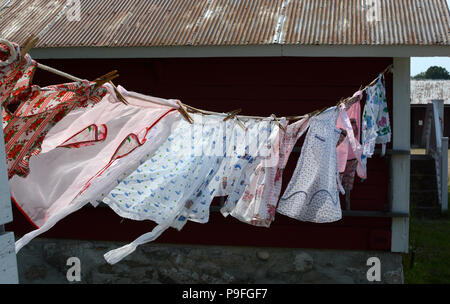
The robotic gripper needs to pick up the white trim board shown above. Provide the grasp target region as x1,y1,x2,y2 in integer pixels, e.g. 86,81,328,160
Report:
0,126,12,226
0,232,19,284
29,45,450,59
0,123,17,284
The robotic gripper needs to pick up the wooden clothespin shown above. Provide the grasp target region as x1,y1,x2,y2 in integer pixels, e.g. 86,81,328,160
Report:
223,109,246,129
93,70,119,89
367,65,390,88
387,64,394,74
338,96,347,106
235,116,247,130
270,114,286,132
20,34,39,57
176,100,194,124
109,81,128,105
223,109,242,121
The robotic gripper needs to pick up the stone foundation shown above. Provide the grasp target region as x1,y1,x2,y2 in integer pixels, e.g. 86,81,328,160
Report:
16,238,404,284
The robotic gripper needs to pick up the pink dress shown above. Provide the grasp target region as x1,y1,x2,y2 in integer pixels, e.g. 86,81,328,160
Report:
336,91,366,191
10,84,180,252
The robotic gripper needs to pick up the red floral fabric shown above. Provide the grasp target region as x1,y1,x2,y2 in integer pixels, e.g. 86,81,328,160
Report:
1,40,107,179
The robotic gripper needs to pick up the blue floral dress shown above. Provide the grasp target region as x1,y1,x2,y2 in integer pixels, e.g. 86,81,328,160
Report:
361,74,391,173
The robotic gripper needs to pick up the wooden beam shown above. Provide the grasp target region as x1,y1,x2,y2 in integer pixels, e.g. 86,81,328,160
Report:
391,58,411,253
29,45,450,59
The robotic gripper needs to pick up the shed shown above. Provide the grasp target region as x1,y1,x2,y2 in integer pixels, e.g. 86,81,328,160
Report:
1,0,449,283
411,80,450,147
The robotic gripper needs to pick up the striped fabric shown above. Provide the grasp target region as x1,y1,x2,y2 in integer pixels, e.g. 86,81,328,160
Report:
0,40,107,178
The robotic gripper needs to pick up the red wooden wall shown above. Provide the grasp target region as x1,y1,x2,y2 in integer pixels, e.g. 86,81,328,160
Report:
7,57,394,251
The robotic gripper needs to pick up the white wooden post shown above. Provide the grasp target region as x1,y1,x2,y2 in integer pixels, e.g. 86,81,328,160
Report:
0,126,19,284
431,101,443,207
391,57,410,253
432,99,447,212
441,137,448,212
432,100,444,136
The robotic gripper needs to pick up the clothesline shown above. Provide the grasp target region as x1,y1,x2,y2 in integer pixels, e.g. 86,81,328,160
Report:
33,62,291,121
34,59,393,123
2,37,393,264
37,62,82,82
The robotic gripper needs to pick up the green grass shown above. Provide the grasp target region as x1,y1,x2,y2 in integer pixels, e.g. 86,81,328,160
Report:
403,190,450,283
405,149,450,283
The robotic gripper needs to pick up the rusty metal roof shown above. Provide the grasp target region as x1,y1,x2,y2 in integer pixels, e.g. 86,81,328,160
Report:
0,0,449,48
411,80,450,104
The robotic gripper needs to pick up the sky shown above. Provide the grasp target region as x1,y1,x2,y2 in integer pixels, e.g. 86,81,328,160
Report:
410,0,450,76
411,57,450,76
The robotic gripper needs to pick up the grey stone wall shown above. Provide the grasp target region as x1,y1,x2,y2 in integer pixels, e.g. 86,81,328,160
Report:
16,238,403,284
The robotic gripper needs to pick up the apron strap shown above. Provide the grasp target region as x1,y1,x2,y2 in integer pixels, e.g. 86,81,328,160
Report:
339,103,367,179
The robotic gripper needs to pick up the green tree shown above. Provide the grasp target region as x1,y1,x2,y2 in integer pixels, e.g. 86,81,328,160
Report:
413,66,450,80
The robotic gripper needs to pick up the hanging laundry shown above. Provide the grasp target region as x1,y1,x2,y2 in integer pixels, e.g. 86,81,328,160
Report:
1,40,108,179
212,119,259,198
227,118,285,227
216,118,283,219
102,113,234,264
172,117,237,226
229,116,311,227
4,79,107,179
1,40,35,132
10,84,179,253
102,115,284,263
361,74,391,173
336,91,366,192
0,39,33,110
276,106,347,223
186,117,282,228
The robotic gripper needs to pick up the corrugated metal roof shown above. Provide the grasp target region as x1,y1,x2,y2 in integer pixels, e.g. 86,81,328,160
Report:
411,80,450,104
0,0,448,48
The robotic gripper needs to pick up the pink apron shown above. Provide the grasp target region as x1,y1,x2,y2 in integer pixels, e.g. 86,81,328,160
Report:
11,84,180,252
